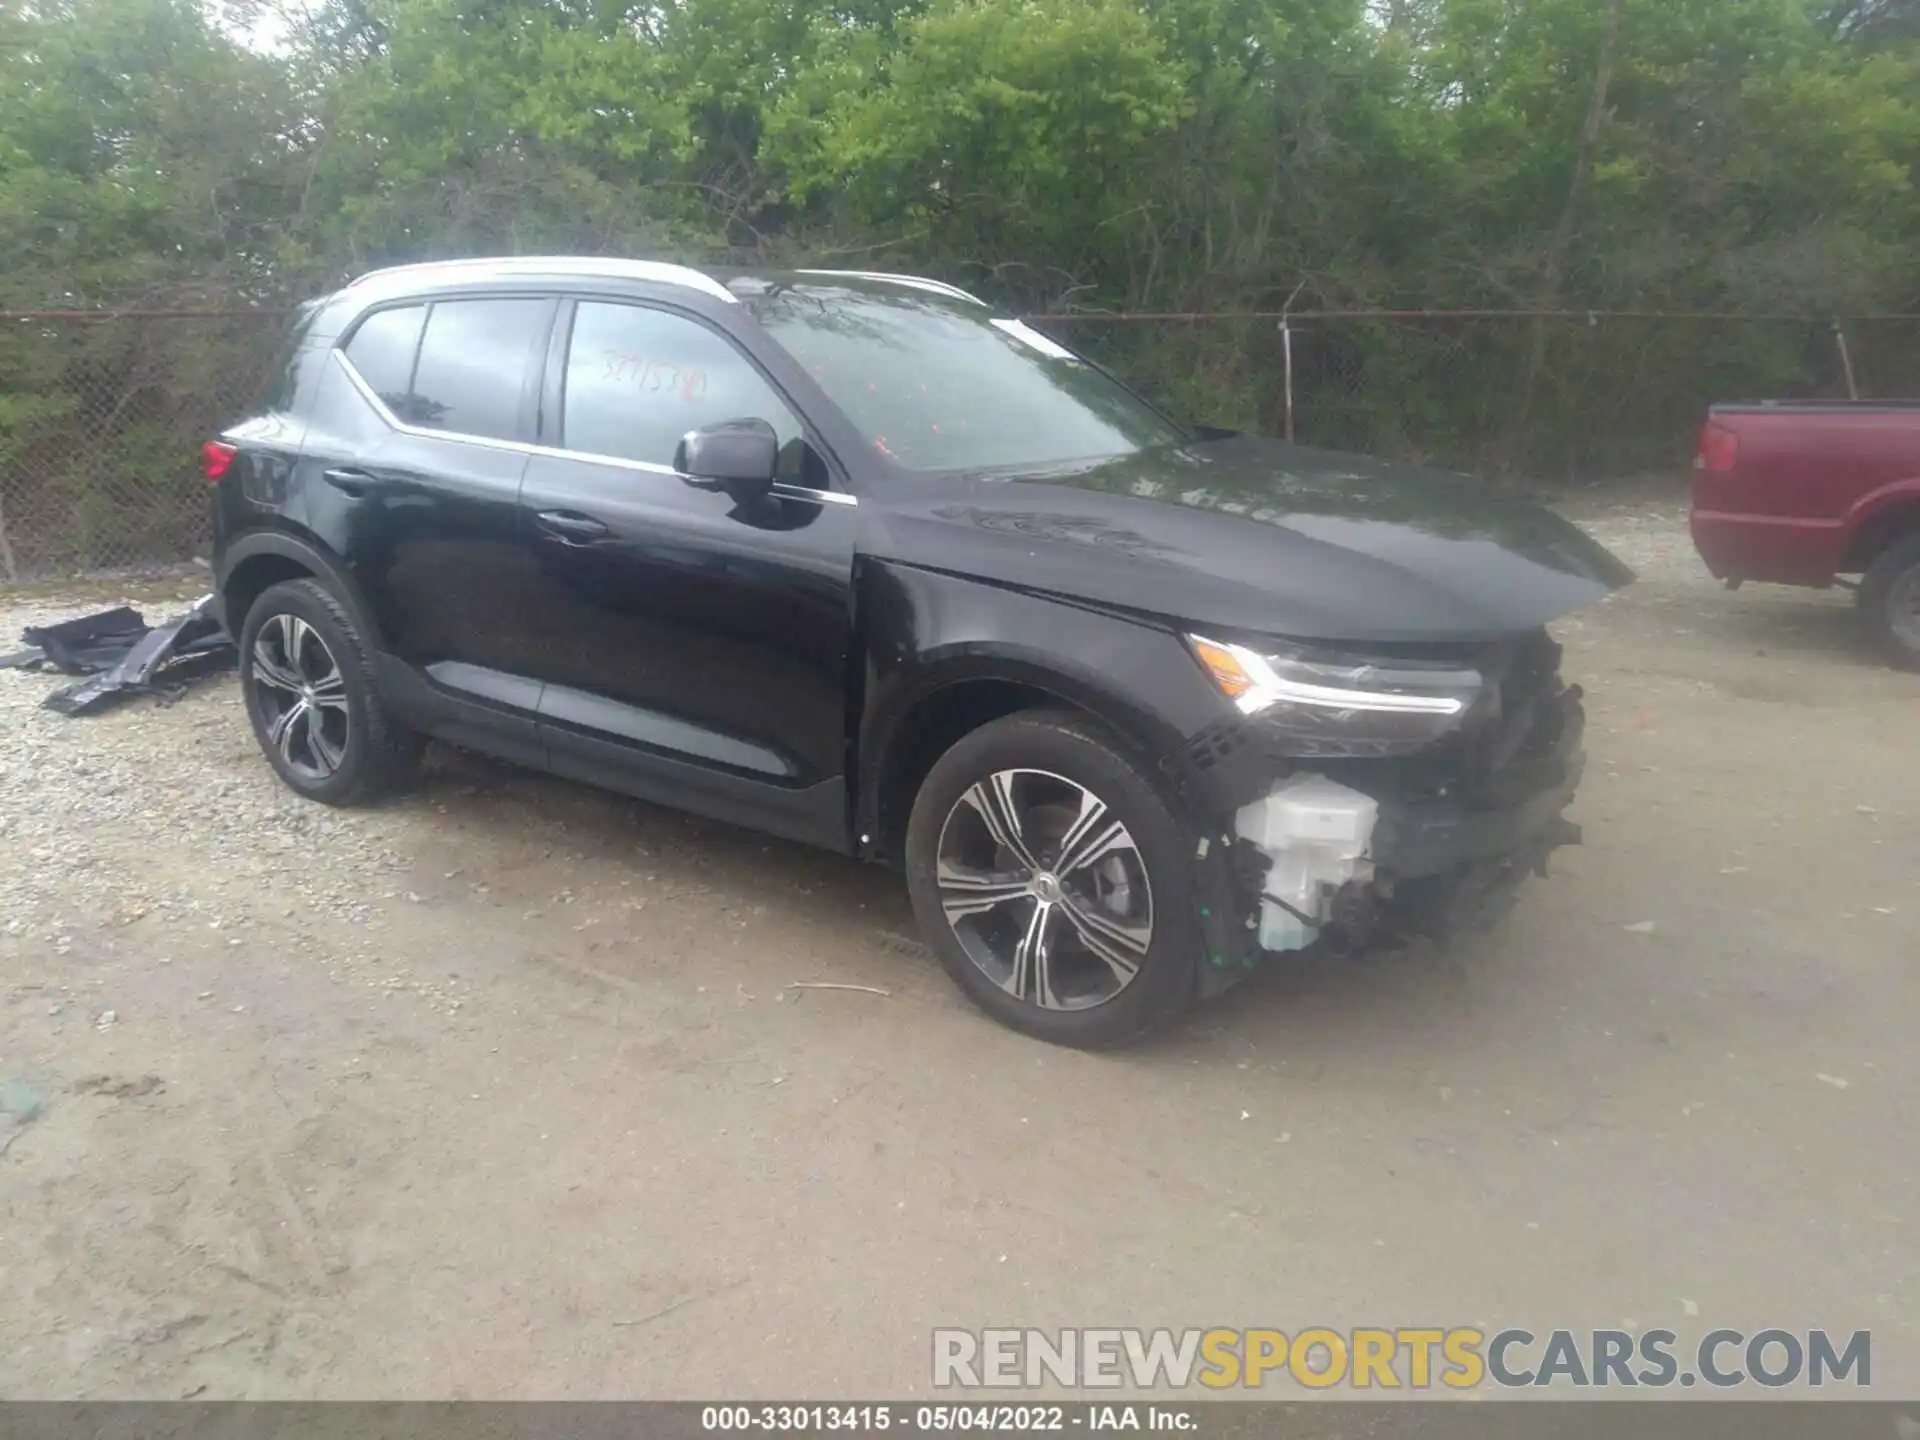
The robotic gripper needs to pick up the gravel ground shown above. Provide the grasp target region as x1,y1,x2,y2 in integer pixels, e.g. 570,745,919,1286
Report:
1,574,431,993
1,499,1915,1399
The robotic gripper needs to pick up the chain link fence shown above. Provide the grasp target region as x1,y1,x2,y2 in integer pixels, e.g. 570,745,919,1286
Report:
0,310,289,583
1046,311,1920,484
2,307,1917,584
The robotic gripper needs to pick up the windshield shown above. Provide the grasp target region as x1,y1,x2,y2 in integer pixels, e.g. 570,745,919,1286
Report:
745,283,1185,473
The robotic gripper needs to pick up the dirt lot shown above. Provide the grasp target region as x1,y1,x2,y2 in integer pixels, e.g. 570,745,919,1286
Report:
0,497,1915,1400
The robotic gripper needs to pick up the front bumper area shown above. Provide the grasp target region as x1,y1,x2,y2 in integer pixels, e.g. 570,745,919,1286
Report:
1370,732,1585,880
1343,749,1585,951
1186,637,1589,992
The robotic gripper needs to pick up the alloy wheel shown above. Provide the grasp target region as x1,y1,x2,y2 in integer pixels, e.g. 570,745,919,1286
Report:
249,612,351,781
934,768,1154,1011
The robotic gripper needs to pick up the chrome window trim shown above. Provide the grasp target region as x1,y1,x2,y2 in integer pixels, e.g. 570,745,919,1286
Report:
332,350,857,507
794,269,985,306
347,256,739,306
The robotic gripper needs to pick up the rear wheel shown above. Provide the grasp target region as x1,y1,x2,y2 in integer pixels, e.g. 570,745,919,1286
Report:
1859,533,1920,672
239,579,423,805
904,710,1200,1048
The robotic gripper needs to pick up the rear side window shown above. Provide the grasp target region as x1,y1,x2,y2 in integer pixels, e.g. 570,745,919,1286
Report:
408,298,548,441
343,305,425,413
561,301,801,467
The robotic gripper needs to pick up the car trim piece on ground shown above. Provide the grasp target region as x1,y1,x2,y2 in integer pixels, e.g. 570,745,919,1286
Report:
328,350,859,508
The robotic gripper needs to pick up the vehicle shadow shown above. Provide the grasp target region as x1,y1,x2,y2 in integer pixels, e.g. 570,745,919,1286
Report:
1699,593,1871,657
1141,935,1472,1057
407,744,1559,1059
412,742,920,934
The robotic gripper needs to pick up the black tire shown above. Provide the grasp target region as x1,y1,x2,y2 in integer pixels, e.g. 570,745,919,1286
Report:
1859,533,1920,672
904,709,1200,1048
238,578,424,805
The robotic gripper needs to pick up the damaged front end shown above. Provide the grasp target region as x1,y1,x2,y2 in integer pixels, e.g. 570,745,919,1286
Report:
1179,629,1587,994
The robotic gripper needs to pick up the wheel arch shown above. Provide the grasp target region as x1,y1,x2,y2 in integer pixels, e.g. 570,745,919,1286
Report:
850,560,1231,863
1840,482,1920,574
219,530,383,647
857,650,1192,865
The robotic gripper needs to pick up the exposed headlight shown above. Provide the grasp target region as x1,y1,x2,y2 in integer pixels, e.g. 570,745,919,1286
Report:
1187,633,1485,756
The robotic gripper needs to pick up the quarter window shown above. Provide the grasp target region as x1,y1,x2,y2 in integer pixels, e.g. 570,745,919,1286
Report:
342,305,424,414
561,302,801,467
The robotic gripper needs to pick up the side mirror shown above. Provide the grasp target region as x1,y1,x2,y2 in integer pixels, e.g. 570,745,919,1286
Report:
674,418,779,498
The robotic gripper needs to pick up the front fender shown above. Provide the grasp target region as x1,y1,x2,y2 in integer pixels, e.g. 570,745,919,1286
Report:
853,560,1240,836
852,560,1269,993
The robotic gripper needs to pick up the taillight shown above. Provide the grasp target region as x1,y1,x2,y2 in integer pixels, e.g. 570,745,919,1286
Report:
200,440,238,482
1695,421,1739,473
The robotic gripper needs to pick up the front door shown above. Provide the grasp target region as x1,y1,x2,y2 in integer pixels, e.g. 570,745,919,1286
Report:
516,298,858,848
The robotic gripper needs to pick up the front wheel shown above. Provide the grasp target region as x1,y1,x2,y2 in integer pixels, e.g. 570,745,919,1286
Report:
904,710,1201,1048
1860,533,1920,672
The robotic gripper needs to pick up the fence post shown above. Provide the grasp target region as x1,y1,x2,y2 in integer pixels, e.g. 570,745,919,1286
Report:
1280,317,1296,443
1834,320,1860,400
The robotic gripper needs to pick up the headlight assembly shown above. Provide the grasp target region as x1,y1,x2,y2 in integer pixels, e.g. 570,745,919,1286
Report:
1187,633,1486,756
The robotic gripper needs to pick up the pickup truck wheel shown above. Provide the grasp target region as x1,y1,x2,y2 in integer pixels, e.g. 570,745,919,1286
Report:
1860,534,1920,672
904,710,1200,1049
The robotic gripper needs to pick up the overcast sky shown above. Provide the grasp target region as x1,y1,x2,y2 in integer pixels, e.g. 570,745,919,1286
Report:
210,0,297,55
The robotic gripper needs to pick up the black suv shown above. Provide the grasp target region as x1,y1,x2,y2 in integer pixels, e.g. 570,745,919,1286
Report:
209,257,1629,1047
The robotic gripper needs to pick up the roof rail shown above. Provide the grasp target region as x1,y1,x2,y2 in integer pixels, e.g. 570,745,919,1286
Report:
347,256,737,304
795,269,985,306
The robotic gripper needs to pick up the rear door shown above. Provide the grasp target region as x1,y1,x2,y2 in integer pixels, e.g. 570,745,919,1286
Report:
318,294,556,747
515,297,858,847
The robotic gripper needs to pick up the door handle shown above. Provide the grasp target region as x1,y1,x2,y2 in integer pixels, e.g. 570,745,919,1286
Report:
323,466,376,497
535,510,612,543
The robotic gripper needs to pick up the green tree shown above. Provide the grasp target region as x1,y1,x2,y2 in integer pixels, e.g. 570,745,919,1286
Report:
767,0,1192,299
0,0,302,305
5,0,1920,574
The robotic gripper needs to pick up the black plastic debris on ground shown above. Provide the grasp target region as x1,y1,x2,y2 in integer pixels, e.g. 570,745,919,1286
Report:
13,606,150,673
9,597,237,715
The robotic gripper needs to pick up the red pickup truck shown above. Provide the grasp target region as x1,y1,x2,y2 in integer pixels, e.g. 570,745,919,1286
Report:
1691,401,1920,668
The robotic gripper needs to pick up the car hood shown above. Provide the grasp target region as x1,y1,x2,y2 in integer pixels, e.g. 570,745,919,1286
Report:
864,434,1634,644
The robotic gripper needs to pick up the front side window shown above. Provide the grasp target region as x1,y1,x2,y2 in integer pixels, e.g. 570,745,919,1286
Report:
407,298,549,440
744,283,1184,473
561,301,802,467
